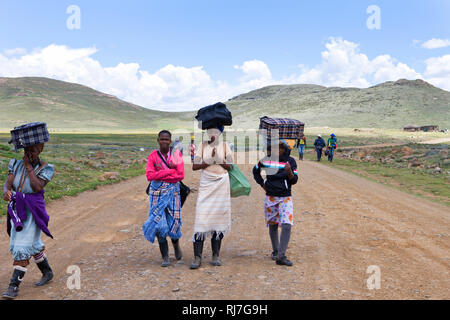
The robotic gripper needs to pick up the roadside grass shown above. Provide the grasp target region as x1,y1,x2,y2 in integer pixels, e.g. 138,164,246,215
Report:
1,130,448,218
303,127,448,147
0,133,160,217
230,128,448,151
304,149,450,206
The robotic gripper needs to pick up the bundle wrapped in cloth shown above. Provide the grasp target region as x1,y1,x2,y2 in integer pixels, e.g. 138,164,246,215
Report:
195,102,232,130
8,122,49,150
259,116,304,147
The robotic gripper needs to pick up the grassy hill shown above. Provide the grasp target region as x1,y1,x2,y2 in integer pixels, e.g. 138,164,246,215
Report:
0,77,194,132
0,77,449,132
226,79,450,130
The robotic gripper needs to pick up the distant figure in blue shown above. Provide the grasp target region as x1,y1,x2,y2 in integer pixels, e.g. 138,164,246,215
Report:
313,134,326,161
326,133,338,162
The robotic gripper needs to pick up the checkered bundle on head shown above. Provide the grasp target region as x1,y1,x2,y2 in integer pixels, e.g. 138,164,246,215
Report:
9,122,50,150
259,116,304,146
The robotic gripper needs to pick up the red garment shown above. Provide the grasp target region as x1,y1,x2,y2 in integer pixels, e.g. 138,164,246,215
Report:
146,149,185,183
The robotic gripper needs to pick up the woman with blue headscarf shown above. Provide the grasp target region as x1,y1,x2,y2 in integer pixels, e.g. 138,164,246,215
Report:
190,125,233,269
326,133,338,162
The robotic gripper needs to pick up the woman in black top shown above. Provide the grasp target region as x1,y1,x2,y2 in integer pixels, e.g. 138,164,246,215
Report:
253,141,298,266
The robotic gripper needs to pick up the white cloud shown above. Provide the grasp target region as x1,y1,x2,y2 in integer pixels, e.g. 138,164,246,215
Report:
424,54,450,90
294,38,421,87
0,45,239,111
0,39,448,112
234,60,272,81
3,48,27,56
0,46,278,111
234,60,278,92
421,38,450,49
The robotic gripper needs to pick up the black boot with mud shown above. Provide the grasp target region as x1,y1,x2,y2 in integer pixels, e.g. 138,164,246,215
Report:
2,268,26,300
35,258,54,286
159,240,170,267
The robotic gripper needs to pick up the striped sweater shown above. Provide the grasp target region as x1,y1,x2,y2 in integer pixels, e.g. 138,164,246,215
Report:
252,154,298,197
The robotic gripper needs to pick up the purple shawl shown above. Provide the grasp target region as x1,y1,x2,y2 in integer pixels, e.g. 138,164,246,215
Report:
6,190,53,239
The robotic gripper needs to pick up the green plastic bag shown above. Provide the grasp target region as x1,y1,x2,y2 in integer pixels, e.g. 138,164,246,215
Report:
228,164,251,198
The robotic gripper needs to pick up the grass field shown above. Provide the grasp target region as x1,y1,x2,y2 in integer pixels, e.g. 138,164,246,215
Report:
0,133,160,216
303,127,448,147
303,142,450,206
1,130,448,218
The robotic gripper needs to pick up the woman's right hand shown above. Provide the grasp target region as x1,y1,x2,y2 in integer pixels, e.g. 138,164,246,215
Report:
3,190,12,202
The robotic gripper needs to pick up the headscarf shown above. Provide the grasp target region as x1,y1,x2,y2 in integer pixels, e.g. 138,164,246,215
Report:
280,139,296,150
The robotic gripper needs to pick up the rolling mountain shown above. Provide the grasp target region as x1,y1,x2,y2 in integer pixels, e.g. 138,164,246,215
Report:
0,77,448,132
226,79,450,129
0,77,194,132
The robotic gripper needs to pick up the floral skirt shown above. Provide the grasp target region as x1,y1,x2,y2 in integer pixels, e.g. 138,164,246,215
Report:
264,195,294,226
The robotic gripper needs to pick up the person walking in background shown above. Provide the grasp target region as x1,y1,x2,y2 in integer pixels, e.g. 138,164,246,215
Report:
229,142,234,152
172,137,183,156
326,133,338,162
143,130,185,267
191,126,233,269
252,140,298,266
189,137,196,162
2,124,55,299
313,134,326,161
295,135,307,160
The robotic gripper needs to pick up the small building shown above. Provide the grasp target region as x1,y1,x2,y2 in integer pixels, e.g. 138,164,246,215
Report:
420,125,439,132
403,125,420,132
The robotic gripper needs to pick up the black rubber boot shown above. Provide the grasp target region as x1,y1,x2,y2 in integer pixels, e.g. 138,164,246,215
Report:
271,250,278,261
159,240,170,267
2,268,26,300
190,240,203,269
171,239,183,261
35,258,54,286
276,256,293,266
210,238,222,266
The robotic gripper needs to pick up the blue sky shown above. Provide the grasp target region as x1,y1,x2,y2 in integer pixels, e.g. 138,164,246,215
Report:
0,0,449,110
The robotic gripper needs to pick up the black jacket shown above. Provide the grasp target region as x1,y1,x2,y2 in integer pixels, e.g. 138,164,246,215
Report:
252,153,298,197
314,137,326,149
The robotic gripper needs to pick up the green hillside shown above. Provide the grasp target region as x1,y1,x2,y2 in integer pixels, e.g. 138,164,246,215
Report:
0,77,448,132
0,77,194,132
226,79,450,130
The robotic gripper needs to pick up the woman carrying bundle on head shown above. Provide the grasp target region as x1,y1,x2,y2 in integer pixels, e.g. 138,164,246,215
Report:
143,130,185,267
2,123,55,299
190,125,233,269
252,139,298,266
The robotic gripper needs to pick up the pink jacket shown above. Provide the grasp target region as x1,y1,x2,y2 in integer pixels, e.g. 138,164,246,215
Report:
146,149,185,183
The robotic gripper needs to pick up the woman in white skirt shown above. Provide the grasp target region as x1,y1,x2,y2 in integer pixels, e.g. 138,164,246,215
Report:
190,126,233,269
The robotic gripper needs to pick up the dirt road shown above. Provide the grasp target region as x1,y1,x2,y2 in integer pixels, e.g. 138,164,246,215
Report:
0,159,448,300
